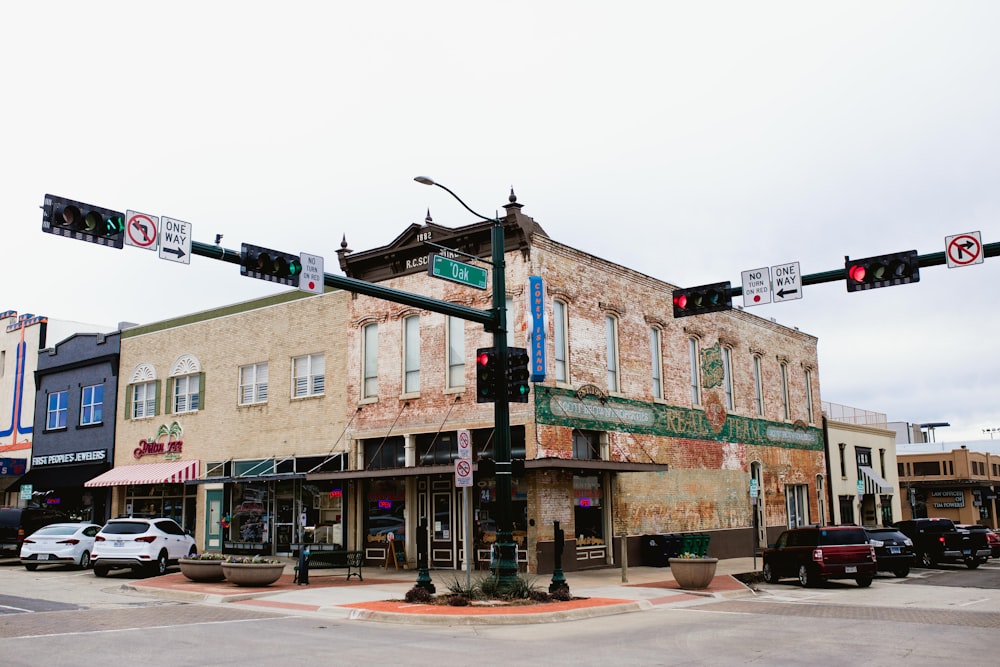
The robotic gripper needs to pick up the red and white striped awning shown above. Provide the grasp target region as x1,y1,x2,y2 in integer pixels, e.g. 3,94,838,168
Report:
84,460,199,487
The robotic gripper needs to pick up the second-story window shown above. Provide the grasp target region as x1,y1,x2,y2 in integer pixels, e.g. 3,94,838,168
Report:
131,381,157,419
362,323,378,399
553,299,568,383
46,390,68,430
403,316,420,394
779,361,790,420
805,369,815,423
650,327,663,399
689,337,701,405
293,353,325,398
721,346,734,410
239,362,268,405
752,355,764,416
80,384,103,426
173,375,200,413
605,315,619,392
447,316,464,388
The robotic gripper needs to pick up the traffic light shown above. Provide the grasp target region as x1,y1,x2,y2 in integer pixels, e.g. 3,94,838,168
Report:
507,347,530,403
41,194,125,248
845,250,920,292
476,347,498,403
672,282,732,318
240,243,303,286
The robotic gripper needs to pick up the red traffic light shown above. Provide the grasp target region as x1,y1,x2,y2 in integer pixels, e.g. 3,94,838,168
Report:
845,250,919,292
672,282,732,318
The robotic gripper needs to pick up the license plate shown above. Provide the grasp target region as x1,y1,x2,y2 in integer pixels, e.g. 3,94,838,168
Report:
113,540,125,548
889,547,900,554
38,554,49,560
845,566,857,573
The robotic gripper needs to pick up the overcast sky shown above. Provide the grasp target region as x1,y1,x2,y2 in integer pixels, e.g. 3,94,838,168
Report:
4,2,998,442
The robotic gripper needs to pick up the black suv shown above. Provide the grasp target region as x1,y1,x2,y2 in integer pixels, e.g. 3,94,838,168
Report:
0,506,69,557
864,527,915,578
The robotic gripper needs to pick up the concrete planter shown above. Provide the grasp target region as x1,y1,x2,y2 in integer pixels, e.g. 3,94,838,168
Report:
178,558,225,582
668,557,718,590
221,562,286,587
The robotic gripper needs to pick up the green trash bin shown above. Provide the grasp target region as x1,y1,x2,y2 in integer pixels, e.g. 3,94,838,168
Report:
696,534,710,557
680,533,696,555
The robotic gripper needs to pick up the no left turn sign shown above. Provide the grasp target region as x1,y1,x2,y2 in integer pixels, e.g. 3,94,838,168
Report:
945,231,983,268
125,210,159,250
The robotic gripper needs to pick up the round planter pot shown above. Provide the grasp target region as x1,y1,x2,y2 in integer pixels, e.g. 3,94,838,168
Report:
221,562,286,587
668,557,719,590
178,558,226,582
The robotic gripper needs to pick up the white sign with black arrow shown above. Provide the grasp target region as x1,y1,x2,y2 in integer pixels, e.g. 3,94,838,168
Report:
771,261,802,302
158,217,192,264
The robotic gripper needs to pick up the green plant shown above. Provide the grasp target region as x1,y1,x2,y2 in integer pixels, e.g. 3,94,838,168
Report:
675,552,703,559
184,552,226,561
503,574,542,599
444,576,478,599
224,555,283,564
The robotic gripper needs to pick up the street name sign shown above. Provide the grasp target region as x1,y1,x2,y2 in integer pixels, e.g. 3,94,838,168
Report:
428,254,488,290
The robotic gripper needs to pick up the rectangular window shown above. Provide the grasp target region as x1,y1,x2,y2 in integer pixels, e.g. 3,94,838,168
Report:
293,353,326,398
403,316,420,394
605,315,618,392
80,384,103,426
239,363,268,405
650,328,662,399
912,461,941,476
689,338,701,405
779,362,790,420
805,369,814,423
721,346,734,410
173,375,200,413
447,316,464,388
572,430,601,460
553,300,568,383
46,390,68,430
132,381,156,419
363,324,378,398
752,355,764,416
505,297,516,350
838,443,847,477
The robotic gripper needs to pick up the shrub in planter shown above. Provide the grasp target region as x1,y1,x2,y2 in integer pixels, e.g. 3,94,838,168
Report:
405,586,434,603
178,553,227,582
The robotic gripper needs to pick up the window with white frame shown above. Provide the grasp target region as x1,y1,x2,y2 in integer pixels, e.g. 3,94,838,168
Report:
752,355,764,416
173,374,200,413
553,299,568,383
46,390,68,430
403,315,420,394
132,381,157,419
650,327,663,399
721,346,734,410
688,337,701,405
447,316,464,388
80,384,103,426
780,361,790,420
293,353,326,398
605,315,619,392
362,323,378,399
239,362,268,405
805,368,814,423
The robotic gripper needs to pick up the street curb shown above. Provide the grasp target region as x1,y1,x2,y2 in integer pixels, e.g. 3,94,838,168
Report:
335,600,652,625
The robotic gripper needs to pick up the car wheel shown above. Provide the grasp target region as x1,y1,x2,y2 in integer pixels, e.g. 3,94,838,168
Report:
24,563,38,571
920,551,936,568
79,551,91,569
856,575,873,588
94,566,110,577
892,566,909,578
798,564,815,588
965,557,981,570
762,562,777,584
149,551,169,576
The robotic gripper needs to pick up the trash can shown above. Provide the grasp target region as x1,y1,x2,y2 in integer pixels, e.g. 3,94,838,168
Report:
642,534,672,567
681,533,697,555
696,534,710,557
665,533,682,558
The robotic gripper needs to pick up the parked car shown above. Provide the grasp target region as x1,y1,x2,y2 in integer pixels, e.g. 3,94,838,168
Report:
762,525,877,587
955,524,1000,558
864,527,915,577
19,522,101,570
91,517,196,577
894,517,991,569
0,506,69,557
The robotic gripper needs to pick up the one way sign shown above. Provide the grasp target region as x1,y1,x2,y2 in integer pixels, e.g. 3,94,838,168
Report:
159,217,192,265
771,261,802,302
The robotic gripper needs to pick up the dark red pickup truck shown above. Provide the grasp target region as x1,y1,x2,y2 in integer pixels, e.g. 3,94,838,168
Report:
762,526,877,587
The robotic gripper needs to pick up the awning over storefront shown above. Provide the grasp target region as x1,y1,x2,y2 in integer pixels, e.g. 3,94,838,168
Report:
306,458,669,482
84,460,199,487
860,465,894,495
12,463,109,490
186,473,305,485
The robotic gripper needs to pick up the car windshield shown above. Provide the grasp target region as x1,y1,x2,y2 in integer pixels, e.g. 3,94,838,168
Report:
100,521,150,535
33,525,77,536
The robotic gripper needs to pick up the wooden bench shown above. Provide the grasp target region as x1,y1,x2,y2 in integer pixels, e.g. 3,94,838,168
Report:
293,545,363,582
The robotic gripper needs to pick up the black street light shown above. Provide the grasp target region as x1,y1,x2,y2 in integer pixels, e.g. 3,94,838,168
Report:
415,176,519,588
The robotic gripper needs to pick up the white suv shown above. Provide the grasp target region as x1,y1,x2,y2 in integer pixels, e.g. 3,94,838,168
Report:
92,518,196,577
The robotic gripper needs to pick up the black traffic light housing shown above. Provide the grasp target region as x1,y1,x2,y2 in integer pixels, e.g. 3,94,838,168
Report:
476,347,498,403
672,281,732,318
845,250,920,292
41,194,125,249
241,243,303,286
506,347,530,403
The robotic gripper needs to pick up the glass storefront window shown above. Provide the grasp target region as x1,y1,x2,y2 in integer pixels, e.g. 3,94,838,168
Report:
573,474,604,546
124,483,196,533
230,482,268,543
366,479,406,547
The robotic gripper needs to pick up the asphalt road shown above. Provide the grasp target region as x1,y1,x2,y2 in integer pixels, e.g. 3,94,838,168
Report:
2,558,1000,666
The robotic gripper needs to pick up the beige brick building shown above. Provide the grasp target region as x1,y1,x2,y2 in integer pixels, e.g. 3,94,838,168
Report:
92,194,827,574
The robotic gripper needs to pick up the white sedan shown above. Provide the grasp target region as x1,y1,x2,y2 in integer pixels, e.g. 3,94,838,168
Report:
20,522,102,570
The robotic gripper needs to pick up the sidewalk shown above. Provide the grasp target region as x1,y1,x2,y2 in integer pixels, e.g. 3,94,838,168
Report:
130,557,759,625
